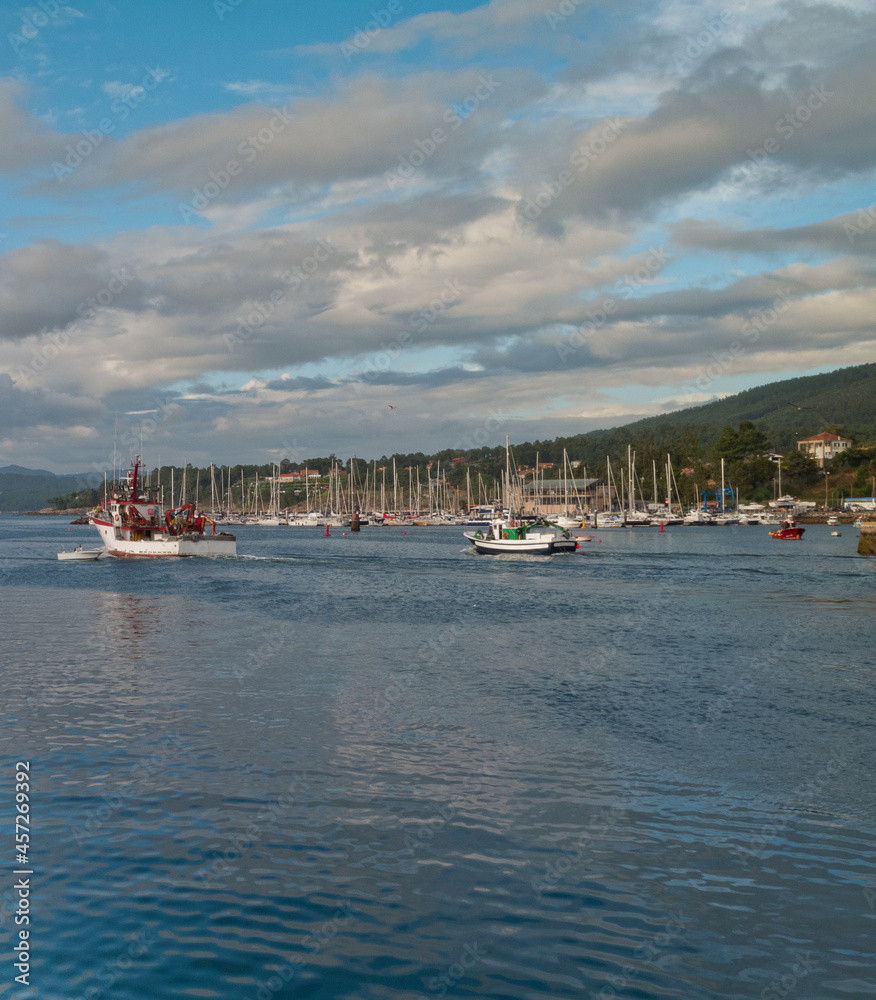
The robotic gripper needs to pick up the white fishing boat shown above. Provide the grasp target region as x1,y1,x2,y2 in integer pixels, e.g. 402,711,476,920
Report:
464,436,580,554
89,459,237,557
464,518,572,555
57,546,106,561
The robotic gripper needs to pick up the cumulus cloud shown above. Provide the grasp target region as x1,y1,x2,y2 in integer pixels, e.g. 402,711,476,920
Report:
2,0,876,469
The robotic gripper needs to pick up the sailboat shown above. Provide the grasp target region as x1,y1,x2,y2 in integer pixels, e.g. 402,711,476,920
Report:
713,459,739,525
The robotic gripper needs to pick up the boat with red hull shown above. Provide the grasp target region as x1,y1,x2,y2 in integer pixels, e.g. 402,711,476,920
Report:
89,459,237,557
769,520,805,540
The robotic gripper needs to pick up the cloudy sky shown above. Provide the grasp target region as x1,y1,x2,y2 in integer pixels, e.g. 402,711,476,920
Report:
2,0,875,471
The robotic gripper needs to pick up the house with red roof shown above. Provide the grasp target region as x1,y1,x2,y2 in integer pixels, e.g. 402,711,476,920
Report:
796,431,852,467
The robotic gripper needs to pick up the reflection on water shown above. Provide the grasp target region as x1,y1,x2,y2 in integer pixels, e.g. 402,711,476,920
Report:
0,516,874,999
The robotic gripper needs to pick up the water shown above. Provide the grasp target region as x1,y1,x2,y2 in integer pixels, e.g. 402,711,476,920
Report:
1,516,874,1000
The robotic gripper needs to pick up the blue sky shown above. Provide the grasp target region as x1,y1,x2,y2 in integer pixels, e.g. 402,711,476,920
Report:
1,0,875,471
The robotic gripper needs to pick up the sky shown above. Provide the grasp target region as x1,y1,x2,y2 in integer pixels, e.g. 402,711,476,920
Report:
1,0,875,472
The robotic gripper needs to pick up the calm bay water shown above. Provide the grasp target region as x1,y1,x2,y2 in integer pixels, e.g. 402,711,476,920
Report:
1,515,874,999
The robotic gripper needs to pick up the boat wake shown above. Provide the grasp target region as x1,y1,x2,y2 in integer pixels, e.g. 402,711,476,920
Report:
234,554,298,563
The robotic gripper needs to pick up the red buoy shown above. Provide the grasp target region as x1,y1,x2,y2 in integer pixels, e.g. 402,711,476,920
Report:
659,522,665,532
324,524,330,536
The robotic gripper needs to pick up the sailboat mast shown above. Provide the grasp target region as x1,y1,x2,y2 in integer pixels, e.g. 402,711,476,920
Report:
505,434,511,514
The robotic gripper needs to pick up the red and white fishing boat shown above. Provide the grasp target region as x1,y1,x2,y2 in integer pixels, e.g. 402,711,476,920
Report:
89,459,237,557
768,519,805,540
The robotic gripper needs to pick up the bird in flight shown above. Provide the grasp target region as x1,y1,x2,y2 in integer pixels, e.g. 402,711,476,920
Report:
787,401,810,410
388,405,396,410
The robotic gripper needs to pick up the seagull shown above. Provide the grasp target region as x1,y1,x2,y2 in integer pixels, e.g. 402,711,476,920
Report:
388,405,396,410
787,401,810,411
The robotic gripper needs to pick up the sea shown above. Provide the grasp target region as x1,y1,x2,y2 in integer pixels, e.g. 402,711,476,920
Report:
1,515,874,1000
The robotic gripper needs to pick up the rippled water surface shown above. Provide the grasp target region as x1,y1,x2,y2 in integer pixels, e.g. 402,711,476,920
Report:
2,516,875,999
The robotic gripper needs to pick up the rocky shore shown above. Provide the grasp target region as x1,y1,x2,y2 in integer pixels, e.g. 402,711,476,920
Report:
24,507,91,516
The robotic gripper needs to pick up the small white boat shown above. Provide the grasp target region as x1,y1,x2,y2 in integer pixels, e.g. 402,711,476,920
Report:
826,516,840,526
57,546,106,561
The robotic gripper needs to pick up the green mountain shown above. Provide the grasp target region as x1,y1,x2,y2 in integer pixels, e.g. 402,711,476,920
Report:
2,364,873,511
509,363,876,469
0,471,103,513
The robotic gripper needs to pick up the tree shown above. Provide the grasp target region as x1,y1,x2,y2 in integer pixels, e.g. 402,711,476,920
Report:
852,464,875,496
736,421,771,458
781,450,820,488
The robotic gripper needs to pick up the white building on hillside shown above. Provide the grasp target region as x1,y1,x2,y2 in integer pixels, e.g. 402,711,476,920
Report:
796,431,852,467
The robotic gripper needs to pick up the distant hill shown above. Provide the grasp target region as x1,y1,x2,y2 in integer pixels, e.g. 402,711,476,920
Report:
0,465,55,477
508,363,876,468
0,470,103,513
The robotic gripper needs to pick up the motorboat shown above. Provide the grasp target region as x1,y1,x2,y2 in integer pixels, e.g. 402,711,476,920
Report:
769,519,805,540
57,546,106,561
